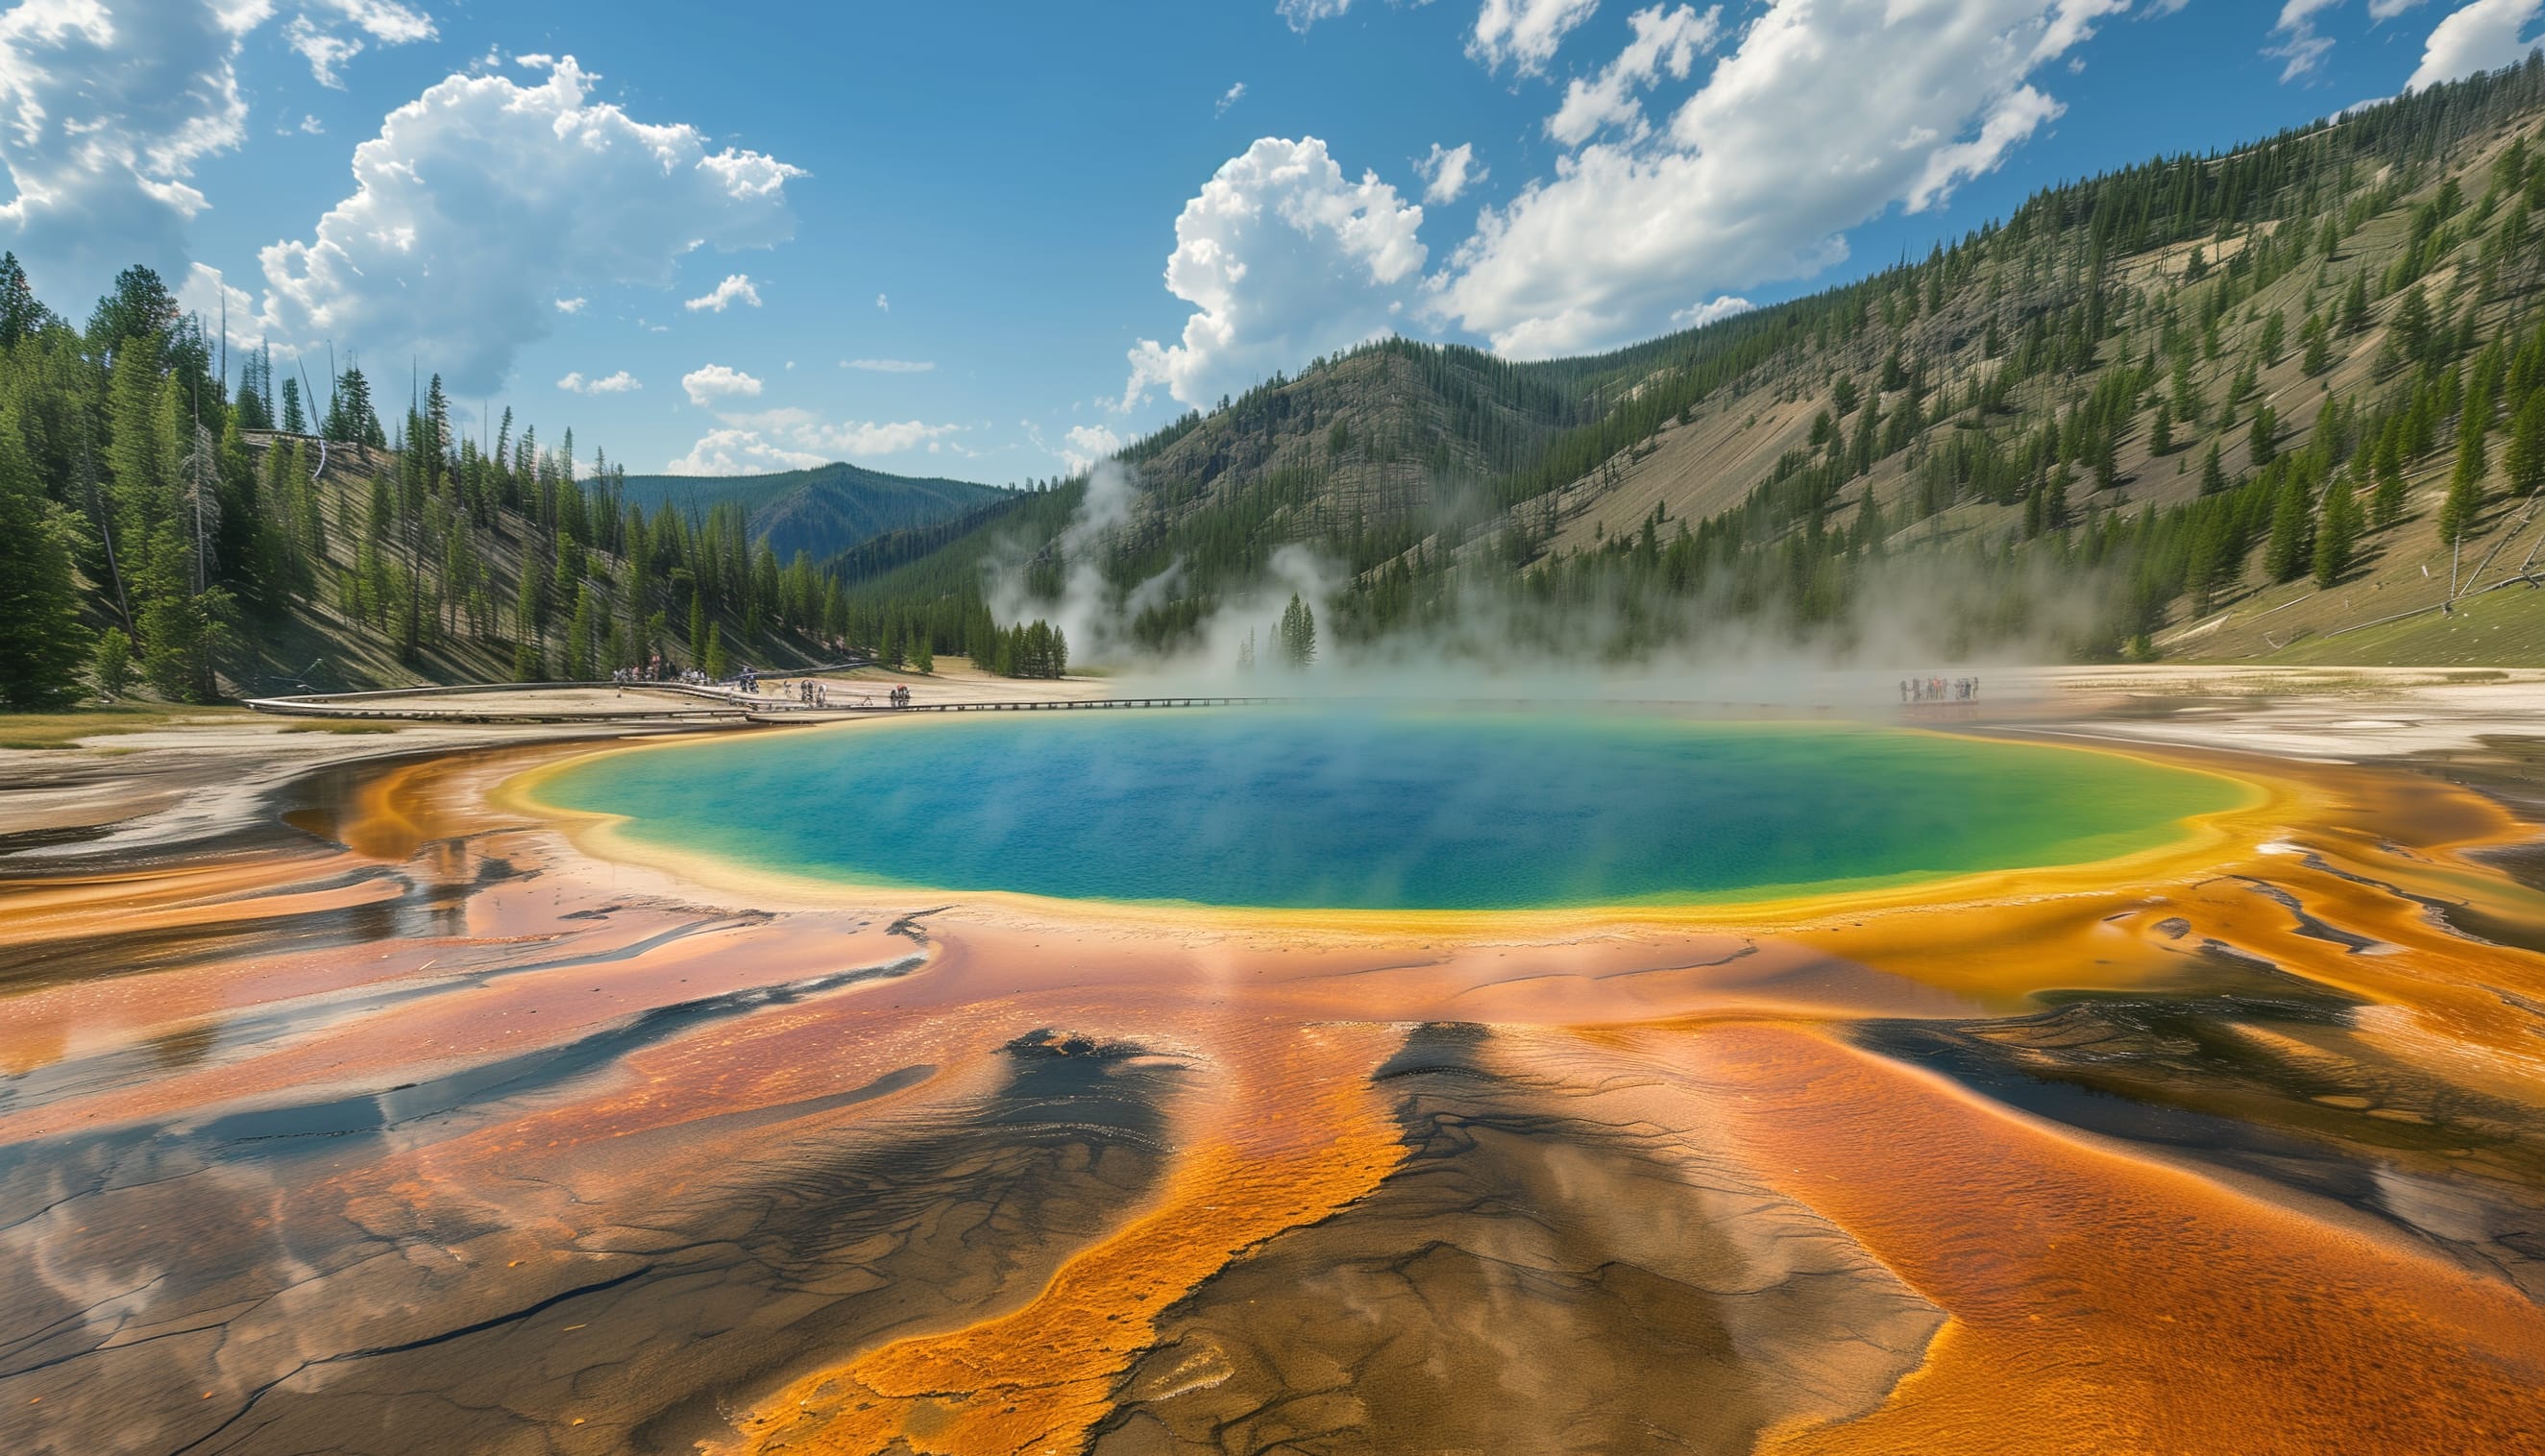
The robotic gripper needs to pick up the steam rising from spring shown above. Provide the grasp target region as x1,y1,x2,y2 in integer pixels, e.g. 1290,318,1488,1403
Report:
986,455,2126,713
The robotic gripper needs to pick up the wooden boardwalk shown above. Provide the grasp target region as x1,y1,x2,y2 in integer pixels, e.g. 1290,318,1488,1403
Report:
743,695,1280,724
743,697,1283,722
241,683,1286,725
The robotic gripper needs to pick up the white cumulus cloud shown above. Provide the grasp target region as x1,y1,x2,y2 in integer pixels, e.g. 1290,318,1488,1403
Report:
0,0,262,306
1416,142,1486,205
681,363,763,405
320,0,433,42
2269,0,2346,79
1217,82,1247,116
1547,4,1721,147
251,56,803,395
1062,424,1124,473
664,427,826,475
790,416,961,454
554,296,586,313
1434,0,2123,359
282,0,433,87
1471,0,1603,74
2407,0,2544,90
1670,295,1752,328
286,18,363,87
1123,136,1426,410
558,370,639,394
683,272,762,312
2273,0,2454,81
1278,0,1354,31
667,408,962,474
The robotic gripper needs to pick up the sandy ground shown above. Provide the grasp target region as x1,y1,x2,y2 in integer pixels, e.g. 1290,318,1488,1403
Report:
2005,664,2545,761
0,668,1114,845
0,716,678,847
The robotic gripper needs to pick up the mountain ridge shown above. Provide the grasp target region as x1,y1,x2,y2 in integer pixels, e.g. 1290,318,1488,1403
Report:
618,461,1009,568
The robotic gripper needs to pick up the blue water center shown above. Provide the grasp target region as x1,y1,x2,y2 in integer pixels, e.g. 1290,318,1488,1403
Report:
530,709,2243,910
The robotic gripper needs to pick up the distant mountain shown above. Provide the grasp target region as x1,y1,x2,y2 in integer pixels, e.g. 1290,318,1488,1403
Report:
619,462,1010,565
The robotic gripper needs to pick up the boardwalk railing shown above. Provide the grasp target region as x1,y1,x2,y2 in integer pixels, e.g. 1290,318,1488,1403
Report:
246,686,1874,727
243,680,762,722
743,695,1281,722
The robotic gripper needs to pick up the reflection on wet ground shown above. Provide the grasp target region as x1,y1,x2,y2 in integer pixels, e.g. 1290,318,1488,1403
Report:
2,732,2544,1454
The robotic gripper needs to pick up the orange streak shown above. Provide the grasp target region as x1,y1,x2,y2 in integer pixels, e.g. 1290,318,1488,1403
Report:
1701,1025,2545,1456
725,1020,1408,1455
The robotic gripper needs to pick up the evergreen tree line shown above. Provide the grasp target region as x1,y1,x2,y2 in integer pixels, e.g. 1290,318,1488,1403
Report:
0,255,953,705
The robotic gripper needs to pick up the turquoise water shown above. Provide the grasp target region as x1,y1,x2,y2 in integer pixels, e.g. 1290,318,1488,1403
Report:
532,710,2242,910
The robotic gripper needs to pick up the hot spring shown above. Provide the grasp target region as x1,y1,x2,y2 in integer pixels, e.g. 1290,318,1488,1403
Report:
525,709,2248,910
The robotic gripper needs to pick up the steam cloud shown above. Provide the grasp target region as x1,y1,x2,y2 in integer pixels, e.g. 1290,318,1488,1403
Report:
984,459,2111,714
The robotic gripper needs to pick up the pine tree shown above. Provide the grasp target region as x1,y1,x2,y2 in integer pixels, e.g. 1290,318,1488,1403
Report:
2438,454,2484,544
2372,429,2408,528
85,264,178,357
565,583,595,680
514,561,546,644
2200,441,2228,496
2249,403,2278,467
2507,392,2545,497
2149,397,2173,455
90,628,133,699
0,414,89,706
2171,354,2205,426
0,252,47,347
2389,284,2433,367
2439,405,2490,542
2313,474,2362,587
1278,593,1317,668
2264,472,2313,582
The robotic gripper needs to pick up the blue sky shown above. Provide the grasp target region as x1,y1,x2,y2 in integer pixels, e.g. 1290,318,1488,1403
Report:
4,1,2539,484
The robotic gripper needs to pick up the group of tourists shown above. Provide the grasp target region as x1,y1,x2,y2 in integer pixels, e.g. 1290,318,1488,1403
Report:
1900,676,1980,703
605,661,700,686
763,677,914,710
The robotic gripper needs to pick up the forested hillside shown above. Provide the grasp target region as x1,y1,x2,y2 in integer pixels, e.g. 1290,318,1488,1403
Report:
618,462,1008,569
844,55,2545,668
0,263,886,706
